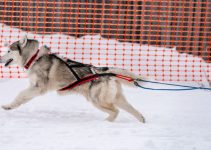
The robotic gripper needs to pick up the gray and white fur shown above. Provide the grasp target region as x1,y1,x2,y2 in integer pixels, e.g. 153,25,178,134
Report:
0,36,145,123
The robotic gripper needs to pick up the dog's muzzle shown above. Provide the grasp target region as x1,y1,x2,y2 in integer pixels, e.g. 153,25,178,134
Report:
0,57,4,64
0,56,14,67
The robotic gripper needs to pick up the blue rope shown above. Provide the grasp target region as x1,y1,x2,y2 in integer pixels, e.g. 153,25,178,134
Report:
134,79,211,91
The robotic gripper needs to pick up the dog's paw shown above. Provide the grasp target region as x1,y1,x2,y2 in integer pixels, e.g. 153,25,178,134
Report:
139,116,146,123
106,117,115,122
1,105,14,110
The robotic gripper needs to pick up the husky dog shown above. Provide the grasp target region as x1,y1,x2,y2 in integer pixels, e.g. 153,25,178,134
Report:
0,36,145,123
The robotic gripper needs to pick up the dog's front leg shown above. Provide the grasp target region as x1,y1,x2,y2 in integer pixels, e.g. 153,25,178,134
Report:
2,86,45,110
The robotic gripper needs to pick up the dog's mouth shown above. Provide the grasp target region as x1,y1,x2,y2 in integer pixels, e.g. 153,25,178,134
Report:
5,59,13,67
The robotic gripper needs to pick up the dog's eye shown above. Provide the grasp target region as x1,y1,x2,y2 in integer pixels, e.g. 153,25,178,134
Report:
8,51,11,53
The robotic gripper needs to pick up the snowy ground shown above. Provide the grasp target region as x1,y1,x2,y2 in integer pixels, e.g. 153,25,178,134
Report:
0,79,211,150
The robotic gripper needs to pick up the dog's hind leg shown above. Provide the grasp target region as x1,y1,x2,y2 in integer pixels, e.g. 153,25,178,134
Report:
2,86,46,110
92,102,119,122
114,94,145,123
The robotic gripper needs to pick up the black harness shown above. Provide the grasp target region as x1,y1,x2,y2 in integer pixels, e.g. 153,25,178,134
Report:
49,54,134,91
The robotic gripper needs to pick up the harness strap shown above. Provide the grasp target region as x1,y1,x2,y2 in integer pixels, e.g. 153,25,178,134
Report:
67,66,80,81
50,54,81,81
66,59,92,67
58,73,134,91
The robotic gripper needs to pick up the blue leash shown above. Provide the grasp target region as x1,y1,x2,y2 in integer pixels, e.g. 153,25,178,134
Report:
134,79,211,91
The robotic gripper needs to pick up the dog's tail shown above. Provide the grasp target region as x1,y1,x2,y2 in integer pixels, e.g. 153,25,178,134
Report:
95,67,140,87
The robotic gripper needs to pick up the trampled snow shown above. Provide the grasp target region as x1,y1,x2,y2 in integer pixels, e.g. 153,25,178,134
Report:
0,79,211,150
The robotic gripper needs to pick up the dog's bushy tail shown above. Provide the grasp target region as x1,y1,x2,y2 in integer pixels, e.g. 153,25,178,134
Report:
104,68,139,87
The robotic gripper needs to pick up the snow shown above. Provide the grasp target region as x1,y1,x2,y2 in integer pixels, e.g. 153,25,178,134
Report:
0,79,211,150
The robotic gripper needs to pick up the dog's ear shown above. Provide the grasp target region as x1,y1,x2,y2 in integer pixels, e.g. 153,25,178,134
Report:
17,44,22,55
19,35,27,48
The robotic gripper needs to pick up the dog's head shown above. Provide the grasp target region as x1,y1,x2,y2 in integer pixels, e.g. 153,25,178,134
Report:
0,35,39,67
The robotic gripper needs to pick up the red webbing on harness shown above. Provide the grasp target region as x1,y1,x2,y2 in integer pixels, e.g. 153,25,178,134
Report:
116,74,134,82
24,49,40,69
58,73,134,91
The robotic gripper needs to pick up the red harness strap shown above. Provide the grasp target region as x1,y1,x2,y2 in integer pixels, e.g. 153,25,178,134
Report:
115,74,134,82
58,73,134,91
21,49,134,91
24,49,40,69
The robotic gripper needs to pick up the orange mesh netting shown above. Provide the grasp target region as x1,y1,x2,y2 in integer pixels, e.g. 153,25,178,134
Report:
0,0,210,82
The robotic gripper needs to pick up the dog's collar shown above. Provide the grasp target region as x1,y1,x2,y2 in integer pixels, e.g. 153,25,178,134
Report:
24,49,40,69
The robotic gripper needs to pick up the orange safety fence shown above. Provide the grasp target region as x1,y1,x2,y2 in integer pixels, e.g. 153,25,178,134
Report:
0,0,210,83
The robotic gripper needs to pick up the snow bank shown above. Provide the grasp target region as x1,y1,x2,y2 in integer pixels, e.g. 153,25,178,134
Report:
0,23,210,85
